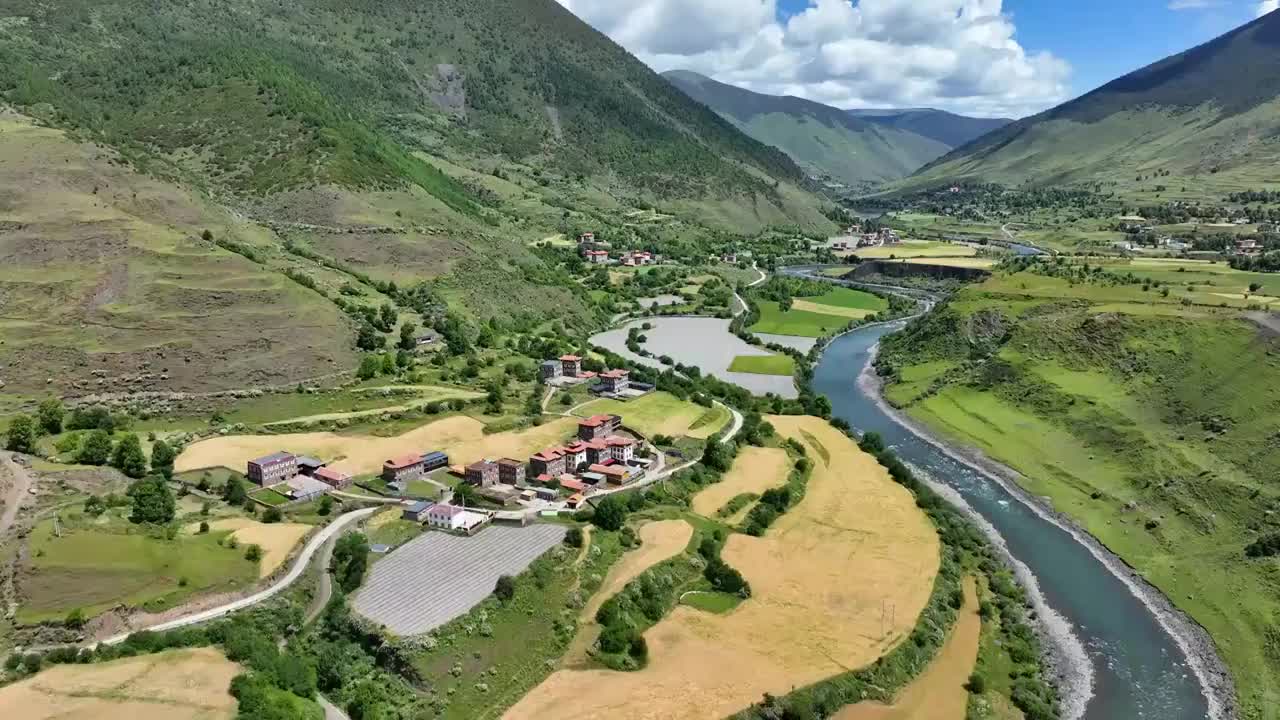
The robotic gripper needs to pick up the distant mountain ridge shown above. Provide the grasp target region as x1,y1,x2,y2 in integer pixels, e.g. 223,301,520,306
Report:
906,10,1280,195
662,70,1008,189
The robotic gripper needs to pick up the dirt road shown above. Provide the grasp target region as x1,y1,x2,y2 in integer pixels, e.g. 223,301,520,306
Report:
0,453,34,538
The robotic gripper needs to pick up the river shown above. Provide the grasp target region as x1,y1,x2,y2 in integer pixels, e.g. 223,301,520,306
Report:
814,321,1213,720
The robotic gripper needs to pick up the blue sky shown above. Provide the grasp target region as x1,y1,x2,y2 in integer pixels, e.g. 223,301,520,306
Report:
560,0,1273,117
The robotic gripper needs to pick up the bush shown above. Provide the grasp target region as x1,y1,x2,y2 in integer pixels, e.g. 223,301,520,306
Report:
591,495,627,531
564,526,584,548
966,673,986,694
245,544,263,562
263,507,283,524
494,574,516,602
198,520,210,534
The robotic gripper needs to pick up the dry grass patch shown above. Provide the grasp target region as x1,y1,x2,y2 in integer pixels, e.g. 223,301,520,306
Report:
229,522,312,577
691,447,790,517
0,647,240,720
505,417,940,720
835,577,980,720
791,298,876,319
582,520,693,620
176,416,577,476
896,257,997,269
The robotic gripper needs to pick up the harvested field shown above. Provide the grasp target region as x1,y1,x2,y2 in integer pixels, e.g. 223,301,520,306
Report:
354,524,566,635
0,647,240,720
792,298,876,319
175,416,577,476
896,257,997,269
835,577,980,720
229,521,311,577
505,416,940,720
583,520,693,620
574,392,728,440
691,447,790,517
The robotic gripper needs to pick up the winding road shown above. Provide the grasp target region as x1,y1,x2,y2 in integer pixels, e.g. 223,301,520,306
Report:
97,506,381,647
0,454,34,539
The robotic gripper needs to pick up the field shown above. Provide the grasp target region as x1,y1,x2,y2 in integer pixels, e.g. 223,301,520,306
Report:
194,518,311,577
895,257,997,269
572,392,729,440
504,417,939,720
835,578,980,720
0,647,240,720
879,269,1280,716
750,288,887,338
249,487,290,506
176,415,578,476
690,447,790,518
727,354,796,376
354,524,567,636
852,240,978,260
580,520,694,622
18,517,258,623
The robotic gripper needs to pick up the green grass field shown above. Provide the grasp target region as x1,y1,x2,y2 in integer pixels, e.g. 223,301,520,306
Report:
680,590,742,614
749,301,852,338
18,518,257,623
574,392,729,439
250,488,291,507
728,354,796,376
878,269,1280,717
805,287,890,312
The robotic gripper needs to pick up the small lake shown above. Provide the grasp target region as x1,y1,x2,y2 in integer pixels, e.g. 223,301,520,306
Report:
591,317,797,398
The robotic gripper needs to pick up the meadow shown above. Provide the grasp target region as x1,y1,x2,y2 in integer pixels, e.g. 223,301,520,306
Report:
749,287,887,338
727,354,796,376
572,392,729,440
852,239,978,260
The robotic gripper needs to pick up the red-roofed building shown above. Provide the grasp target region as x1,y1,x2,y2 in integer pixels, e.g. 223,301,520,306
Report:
578,413,623,440
465,460,500,488
599,369,630,393
583,249,609,264
567,493,586,509
314,466,352,489
562,441,590,470
605,436,636,462
579,232,595,244
530,447,568,477
560,477,588,493
383,453,426,483
560,355,583,377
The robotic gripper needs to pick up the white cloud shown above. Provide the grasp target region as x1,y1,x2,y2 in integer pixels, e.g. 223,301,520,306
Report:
1259,0,1279,17
1167,0,1223,10
556,0,1071,118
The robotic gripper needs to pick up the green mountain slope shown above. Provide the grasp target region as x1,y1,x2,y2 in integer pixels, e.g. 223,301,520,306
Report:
906,11,1280,198
846,108,1010,149
663,70,950,189
0,0,835,398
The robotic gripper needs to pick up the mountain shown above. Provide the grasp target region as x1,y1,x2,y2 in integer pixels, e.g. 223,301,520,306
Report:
663,70,952,189
0,0,835,399
846,109,1011,150
906,11,1280,196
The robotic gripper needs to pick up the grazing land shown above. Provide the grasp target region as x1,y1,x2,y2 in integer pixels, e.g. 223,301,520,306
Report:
749,302,854,337
176,415,577,475
581,520,694,622
17,515,258,623
216,519,311,578
853,240,978,260
835,578,980,720
691,446,791,517
895,256,998,269
504,416,939,720
354,524,566,636
572,392,728,439
0,647,240,720
728,354,796,376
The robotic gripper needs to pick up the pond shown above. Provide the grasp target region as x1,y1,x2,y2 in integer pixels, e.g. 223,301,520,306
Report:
590,317,797,398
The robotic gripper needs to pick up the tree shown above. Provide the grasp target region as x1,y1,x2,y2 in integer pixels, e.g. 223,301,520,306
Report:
111,433,148,479
564,527,584,548
150,439,176,480
263,506,283,523
380,353,396,376
454,482,480,507
591,495,627,531
494,574,516,602
244,544,263,562
318,495,334,517
77,429,114,465
332,533,370,593
356,321,384,351
222,475,249,506
398,321,417,351
379,303,398,331
357,355,380,380
5,414,37,454
127,476,175,524
198,520,210,534
37,399,64,435
83,495,106,517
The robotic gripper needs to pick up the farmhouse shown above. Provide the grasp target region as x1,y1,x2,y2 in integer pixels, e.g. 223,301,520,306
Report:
497,458,526,485
383,453,426,483
247,451,298,487
562,441,591,470
577,413,623,440
427,504,490,534
530,447,568,477
560,355,583,377
285,475,330,501
422,450,450,473
295,456,326,476
314,466,352,489
605,436,636,462
540,360,563,381
589,463,630,485
560,477,588,493
584,249,609,264
466,460,500,487
599,369,630,393
403,500,435,522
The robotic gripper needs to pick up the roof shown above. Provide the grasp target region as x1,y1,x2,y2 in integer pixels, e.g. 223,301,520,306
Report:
605,436,635,447
560,354,582,362
385,453,424,470
422,450,448,461
369,544,391,554
541,359,561,367
579,414,617,427
585,438,608,450
560,478,587,491
568,493,585,503
467,460,498,472
431,504,465,518
600,369,629,379
497,458,524,468
535,473,553,483
589,463,627,477
405,500,434,513
531,448,566,462
295,455,325,468
315,467,349,482
250,451,295,466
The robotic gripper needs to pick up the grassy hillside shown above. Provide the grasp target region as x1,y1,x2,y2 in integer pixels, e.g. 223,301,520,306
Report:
876,260,1280,717
0,0,836,399
847,108,1010,149
663,70,950,188
905,11,1280,200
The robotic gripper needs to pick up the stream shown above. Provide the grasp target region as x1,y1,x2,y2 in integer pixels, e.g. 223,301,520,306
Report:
814,320,1215,720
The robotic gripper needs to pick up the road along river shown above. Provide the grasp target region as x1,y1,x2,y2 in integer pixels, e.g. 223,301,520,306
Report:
814,320,1227,720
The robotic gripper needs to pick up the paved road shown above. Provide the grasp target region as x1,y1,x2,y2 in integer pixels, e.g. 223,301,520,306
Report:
305,533,341,625
0,454,34,539
97,506,380,646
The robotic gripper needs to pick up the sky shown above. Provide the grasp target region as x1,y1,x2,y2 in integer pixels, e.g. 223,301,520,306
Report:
555,0,1277,119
